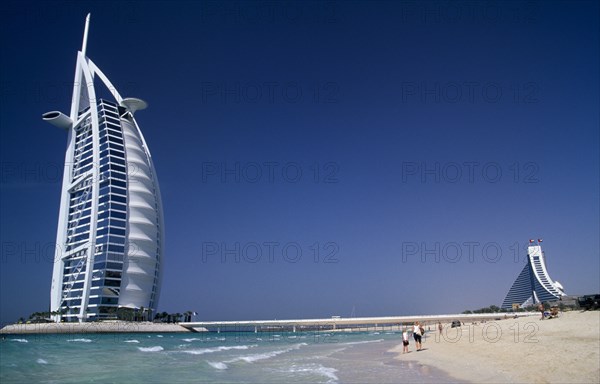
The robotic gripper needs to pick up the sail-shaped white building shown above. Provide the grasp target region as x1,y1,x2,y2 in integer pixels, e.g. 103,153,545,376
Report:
501,240,565,310
44,14,164,322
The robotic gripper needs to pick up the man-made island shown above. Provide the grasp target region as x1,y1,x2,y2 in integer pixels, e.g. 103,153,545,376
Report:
0,321,191,334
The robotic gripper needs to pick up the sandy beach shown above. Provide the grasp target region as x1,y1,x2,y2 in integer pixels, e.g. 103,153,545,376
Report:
0,321,192,334
391,311,600,384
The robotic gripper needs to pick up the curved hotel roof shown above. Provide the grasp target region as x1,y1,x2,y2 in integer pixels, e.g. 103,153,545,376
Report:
44,14,164,322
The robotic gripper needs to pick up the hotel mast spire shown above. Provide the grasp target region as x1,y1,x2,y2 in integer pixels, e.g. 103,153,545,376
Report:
81,13,91,57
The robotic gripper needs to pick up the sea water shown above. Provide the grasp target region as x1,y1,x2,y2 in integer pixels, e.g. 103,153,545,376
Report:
0,330,461,383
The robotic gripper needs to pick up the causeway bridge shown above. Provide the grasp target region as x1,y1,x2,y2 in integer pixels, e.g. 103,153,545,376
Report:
180,312,537,333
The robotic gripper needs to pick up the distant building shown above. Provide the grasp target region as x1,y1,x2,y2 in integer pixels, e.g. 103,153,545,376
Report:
501,240,565,310
44,14,164,322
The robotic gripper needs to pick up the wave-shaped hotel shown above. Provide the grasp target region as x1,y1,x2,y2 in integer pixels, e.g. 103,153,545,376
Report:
501,240,566,310
44,15,164,322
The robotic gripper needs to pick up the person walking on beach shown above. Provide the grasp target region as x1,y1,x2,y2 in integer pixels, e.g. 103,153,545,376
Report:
438,321,442,334
538,303,545,320
413,321,423,351
402,328,410,354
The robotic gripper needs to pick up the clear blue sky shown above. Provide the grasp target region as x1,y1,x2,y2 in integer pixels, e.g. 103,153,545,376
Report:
1,1,598,325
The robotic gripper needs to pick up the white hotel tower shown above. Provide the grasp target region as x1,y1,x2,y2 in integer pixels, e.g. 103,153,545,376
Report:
44,15,164,322
501,240,566,310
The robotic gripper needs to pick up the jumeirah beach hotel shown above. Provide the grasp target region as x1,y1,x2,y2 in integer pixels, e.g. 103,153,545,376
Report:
43,15,164,322
501,240,566,310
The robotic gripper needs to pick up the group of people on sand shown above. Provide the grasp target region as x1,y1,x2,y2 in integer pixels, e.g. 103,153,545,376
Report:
401,321,428,353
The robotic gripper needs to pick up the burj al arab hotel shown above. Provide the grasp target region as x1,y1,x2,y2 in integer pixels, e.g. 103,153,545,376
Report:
43,15,164,322
501,240,566,310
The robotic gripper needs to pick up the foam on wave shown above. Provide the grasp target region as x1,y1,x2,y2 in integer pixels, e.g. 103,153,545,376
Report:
181,345,255,355
138,346,164,352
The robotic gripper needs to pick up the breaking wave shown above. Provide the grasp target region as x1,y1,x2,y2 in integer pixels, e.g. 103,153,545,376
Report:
181,345,255,355
138,346,164,352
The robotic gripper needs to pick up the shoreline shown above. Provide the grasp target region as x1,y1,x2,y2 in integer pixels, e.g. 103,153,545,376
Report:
0,321,192,334
331,338,467,383
390,311,600,383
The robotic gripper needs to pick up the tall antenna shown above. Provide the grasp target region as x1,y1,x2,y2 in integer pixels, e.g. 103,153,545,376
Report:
81,13,91,56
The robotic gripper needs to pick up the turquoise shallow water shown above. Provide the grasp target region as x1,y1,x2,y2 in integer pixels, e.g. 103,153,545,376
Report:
1,331,460,383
